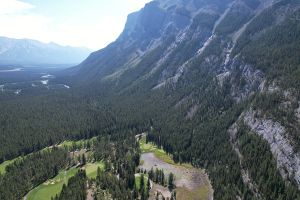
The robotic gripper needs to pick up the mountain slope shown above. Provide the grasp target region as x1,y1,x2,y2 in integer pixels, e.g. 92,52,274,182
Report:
0,37,91,65
72,0,231,85
69,0,300,199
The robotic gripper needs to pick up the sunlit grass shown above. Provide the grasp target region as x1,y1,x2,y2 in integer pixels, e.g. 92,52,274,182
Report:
27,167,79,200
139,134,192,168
26,160,104,200
0,158,19,175
85,161,104,179
59,137,97,148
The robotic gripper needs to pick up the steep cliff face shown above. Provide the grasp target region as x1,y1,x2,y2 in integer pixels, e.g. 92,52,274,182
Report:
231,109,300,188
72,0,233,85
296,104,300,121
244,110,300,187
74,0,300,91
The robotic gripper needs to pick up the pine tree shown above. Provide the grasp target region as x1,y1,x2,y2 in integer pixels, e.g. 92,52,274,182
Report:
148,167,154,180
146,177,151,199
133,185,138,199
82,154,86,165
161,170,165,186
171,190,176,200
140,174,145,193
141,187,146,200
168,173,175,190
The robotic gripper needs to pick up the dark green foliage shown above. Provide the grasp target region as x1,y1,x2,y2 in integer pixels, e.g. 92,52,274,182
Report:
0,148,68,200
237,128,300,200
168,172,175,190
96,170,131,200
93,133,140,199
147,167,167,186
147,178,151,196
54,170,87,200
81,154,87,166
234,0,300,89
0,92,109,162
140,174,145,193
215,3,253,35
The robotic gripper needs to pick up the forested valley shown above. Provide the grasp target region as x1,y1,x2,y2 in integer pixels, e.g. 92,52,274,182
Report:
1,0,300,199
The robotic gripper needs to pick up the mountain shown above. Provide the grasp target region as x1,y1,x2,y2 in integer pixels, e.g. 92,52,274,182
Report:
68,0,300,198
1,0,300,199
0,36,91,65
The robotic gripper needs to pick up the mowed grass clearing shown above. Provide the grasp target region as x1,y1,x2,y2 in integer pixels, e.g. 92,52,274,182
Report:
0,158,19,175
139,134,192,168
27,167,79,200
27,161,104,200
85,161,105,179
59,137,97,148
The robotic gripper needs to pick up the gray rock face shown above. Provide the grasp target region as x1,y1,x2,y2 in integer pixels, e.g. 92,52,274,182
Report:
243,109,300,187
217,59,264,102
186,105,199,120
296,103,300,122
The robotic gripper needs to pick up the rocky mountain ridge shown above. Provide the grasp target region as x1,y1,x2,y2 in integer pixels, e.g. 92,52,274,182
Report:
68,0,300,198
0,36,91,65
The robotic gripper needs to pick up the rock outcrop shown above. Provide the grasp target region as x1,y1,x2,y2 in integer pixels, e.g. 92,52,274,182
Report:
296,103,300,122
243,109,300,187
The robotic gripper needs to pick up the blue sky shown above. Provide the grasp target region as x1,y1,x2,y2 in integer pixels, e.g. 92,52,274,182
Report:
0,0,151,49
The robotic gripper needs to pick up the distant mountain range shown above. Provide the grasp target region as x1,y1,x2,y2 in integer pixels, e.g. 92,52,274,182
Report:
0,36,91,65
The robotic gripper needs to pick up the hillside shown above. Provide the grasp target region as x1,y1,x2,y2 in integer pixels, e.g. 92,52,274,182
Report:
0,0,300,199
70,0,300,198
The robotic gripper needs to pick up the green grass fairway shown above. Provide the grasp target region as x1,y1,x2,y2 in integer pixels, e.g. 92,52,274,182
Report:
139,134,192,168
27,167,79,200
85,161,104,179
27,161,104,200
59,137,97,148
0,158,19,175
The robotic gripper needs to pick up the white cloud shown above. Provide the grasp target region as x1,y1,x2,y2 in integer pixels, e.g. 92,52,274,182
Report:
0,0,52,44
0,0,35,15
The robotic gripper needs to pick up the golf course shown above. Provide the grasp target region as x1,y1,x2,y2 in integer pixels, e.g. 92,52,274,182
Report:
26,161,104,200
